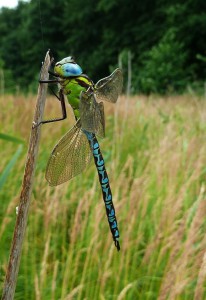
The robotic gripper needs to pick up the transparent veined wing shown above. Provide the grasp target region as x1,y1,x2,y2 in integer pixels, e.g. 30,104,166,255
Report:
46,120,92,186
95,68,123,103
79,90,105,138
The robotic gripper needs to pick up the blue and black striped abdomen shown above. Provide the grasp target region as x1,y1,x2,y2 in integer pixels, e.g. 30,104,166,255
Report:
84,131,120,251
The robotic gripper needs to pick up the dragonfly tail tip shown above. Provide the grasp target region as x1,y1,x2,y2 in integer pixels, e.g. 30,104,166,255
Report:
115,240,120,251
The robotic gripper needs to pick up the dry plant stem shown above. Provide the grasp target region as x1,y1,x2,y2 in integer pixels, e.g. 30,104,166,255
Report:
1,51,50,300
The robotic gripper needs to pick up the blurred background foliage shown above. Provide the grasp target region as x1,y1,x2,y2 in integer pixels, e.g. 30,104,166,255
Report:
2,1,206,298
0,0,206,94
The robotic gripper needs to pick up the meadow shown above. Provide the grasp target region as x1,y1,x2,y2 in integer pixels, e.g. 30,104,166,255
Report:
1,93,206,299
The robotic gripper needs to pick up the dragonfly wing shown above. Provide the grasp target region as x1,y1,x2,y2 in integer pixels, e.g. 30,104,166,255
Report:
79,91,105,138
46,120,92,186
95,68,123,103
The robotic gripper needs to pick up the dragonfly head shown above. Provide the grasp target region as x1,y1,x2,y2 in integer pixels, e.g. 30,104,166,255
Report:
54,56,83,78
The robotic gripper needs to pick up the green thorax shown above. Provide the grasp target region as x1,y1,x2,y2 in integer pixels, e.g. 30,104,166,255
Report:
60,74,93,118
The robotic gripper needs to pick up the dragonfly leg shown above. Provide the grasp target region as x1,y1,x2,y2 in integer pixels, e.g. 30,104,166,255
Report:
32,89,67,128
39,79,59,84
49,86,60,100
39,54,61,99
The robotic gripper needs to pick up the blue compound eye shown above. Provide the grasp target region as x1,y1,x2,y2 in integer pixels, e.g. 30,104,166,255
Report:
62,63,82,77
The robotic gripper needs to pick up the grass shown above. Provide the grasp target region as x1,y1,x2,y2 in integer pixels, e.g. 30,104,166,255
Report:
1,94,206,299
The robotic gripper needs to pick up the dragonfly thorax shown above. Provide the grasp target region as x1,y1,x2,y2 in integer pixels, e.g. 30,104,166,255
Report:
61,75,93,119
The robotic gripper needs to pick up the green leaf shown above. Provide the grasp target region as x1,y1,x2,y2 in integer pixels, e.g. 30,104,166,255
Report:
0,133,24,144
0,145,23,189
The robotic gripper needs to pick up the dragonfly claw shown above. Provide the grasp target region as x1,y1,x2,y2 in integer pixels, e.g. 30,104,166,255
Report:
32,121,40,129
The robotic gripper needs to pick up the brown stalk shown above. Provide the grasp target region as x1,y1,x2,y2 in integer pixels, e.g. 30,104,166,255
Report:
1,51,50,300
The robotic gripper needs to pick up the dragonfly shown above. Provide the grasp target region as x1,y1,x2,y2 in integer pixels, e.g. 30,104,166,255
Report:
38,55,123,251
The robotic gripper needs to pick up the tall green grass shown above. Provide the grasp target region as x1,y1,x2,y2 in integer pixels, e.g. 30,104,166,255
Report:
1,94,206,299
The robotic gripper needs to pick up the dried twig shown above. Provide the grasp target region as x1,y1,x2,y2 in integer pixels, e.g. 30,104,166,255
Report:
1,51,50,300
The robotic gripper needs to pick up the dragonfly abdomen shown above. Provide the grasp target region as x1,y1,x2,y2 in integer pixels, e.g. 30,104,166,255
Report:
84,131,120,251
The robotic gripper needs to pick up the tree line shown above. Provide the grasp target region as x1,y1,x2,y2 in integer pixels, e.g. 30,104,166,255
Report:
0,0,206,94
